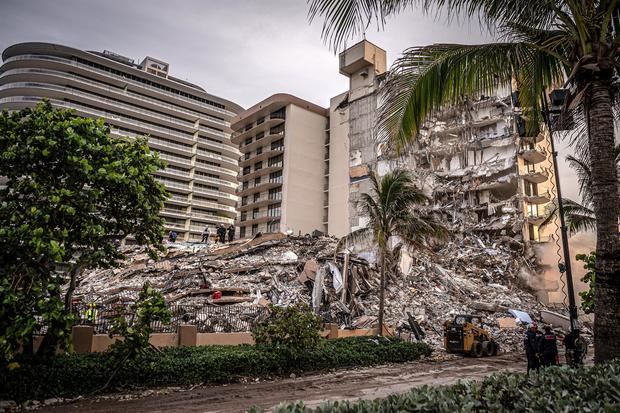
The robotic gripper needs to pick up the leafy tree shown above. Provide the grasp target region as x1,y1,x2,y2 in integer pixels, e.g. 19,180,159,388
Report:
309,0,620,362
577,252,596,314
108,283,171,361
252,303,322,356
0,101,168,360
337,169,446,334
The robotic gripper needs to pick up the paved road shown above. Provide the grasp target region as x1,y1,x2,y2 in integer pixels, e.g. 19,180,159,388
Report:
39,353,526,413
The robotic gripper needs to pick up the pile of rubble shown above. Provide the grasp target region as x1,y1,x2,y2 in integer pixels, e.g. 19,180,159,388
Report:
73,232,563,352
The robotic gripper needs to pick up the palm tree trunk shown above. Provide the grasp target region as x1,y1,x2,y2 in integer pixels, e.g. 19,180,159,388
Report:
377,247,386,336
587,80,620,363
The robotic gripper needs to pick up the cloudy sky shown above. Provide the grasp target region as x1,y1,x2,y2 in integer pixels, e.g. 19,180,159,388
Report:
0,0,489,109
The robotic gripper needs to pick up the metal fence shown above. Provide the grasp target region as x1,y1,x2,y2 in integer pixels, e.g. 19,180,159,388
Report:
71,303,270,334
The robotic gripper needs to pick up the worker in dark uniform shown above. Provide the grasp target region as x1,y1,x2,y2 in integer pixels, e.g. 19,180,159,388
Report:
540,325,559,367
216,224,226,244
227,224,235,243
563,329,584,366
524,323,541,374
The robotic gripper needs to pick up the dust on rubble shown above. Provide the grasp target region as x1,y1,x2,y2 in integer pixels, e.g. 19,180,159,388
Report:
73,232,578,352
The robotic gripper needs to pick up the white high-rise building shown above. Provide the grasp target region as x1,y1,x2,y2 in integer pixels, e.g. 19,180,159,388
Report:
0,42,243,242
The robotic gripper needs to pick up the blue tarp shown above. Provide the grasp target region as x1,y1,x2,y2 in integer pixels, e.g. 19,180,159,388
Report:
508,309,533,324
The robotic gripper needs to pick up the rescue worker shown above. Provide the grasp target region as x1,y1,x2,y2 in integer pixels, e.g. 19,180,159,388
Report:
217,224,226,243
563,329,584,366
201,226,210,244
85,303,98,324
227,224,235,243
168,230,177,243
540,325,559,367
524,323,541,374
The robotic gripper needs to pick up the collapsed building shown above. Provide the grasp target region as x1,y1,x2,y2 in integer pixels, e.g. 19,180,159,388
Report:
72,233,584,353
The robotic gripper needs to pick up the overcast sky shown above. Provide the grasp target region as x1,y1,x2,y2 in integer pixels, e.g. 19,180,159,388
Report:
0,0,489,109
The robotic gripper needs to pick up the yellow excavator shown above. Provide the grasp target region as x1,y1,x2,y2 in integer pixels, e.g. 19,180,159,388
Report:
444,314,499,357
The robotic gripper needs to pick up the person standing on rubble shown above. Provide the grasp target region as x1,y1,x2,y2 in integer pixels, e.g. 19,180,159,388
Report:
201,226,210,244
524,323,542,374
217,224,226,244
227,224,235,243
540,325,559,367
168,230,177,243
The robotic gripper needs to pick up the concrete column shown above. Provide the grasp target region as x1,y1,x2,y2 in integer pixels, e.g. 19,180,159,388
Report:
178,325,197,347
72,325,94,353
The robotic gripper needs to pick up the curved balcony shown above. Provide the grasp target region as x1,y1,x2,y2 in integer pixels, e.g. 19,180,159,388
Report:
238,164,282,182
239,146,284,167
194,161,237,181
193,174,238,194
526,214,546,225
190,199,236,215
524,191,551,205
239,194,281,211
2,54,238,118
237,178,283,197
192,186,239,206
519,148,547,164
0,68,232,130
195,148,237,169
239,131,285,153
521,170,548,184
239,212,281,226
232,117,285,144
160,208,189,219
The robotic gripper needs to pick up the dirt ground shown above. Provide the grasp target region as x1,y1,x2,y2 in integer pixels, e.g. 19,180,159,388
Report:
37,353,527,413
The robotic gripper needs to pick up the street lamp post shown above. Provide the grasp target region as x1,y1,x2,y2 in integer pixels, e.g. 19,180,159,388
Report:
541,92,582,362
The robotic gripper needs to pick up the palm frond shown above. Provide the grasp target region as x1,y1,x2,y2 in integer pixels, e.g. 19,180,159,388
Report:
378,42,564,152
336,226,373,252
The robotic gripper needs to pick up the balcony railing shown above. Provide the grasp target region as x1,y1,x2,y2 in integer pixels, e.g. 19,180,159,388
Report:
4,55,238,117
191,199,236,213
0,68,232,127
196,149,237,165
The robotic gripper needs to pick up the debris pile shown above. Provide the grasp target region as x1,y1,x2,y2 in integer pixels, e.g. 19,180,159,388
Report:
73,232,563,352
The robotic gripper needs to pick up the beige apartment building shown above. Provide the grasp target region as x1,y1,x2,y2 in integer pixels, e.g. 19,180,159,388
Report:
0,42,243,242
230,94,329,238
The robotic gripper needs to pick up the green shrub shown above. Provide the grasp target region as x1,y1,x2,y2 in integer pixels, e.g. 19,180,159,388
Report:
0,337,431,402
252,303,322,356
253,361,620,413
108,283,171,361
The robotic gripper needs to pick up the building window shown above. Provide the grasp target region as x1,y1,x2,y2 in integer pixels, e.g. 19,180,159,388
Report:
257,117,265,125
256,131,265,140
270,108,285,120
244,137,252,146
527,204,539,217
268,203,281,217
270,124,284,135
267,220,280,232
269,188,282,200
271,139,284,151
269,170,283,184
241,196,248,206
243,166,251,176
268,154,283,167
240,211,247,222
254,161,263,171
253,193,260,202
251,224,259,235
242,181,249,190
244,152,251,160
256,147,263,155
252,208,260,219
525,181,538,196
254,177,261,186
239,226,246,238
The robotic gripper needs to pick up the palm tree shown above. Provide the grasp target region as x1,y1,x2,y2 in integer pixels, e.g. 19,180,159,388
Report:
337,169,446,335
309,0,620,362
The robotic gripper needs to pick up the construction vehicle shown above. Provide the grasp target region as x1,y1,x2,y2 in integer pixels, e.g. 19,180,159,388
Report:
444,314,499,357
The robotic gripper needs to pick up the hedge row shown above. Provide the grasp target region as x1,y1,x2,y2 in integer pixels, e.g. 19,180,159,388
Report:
254,360,620,413
1,337,432,402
